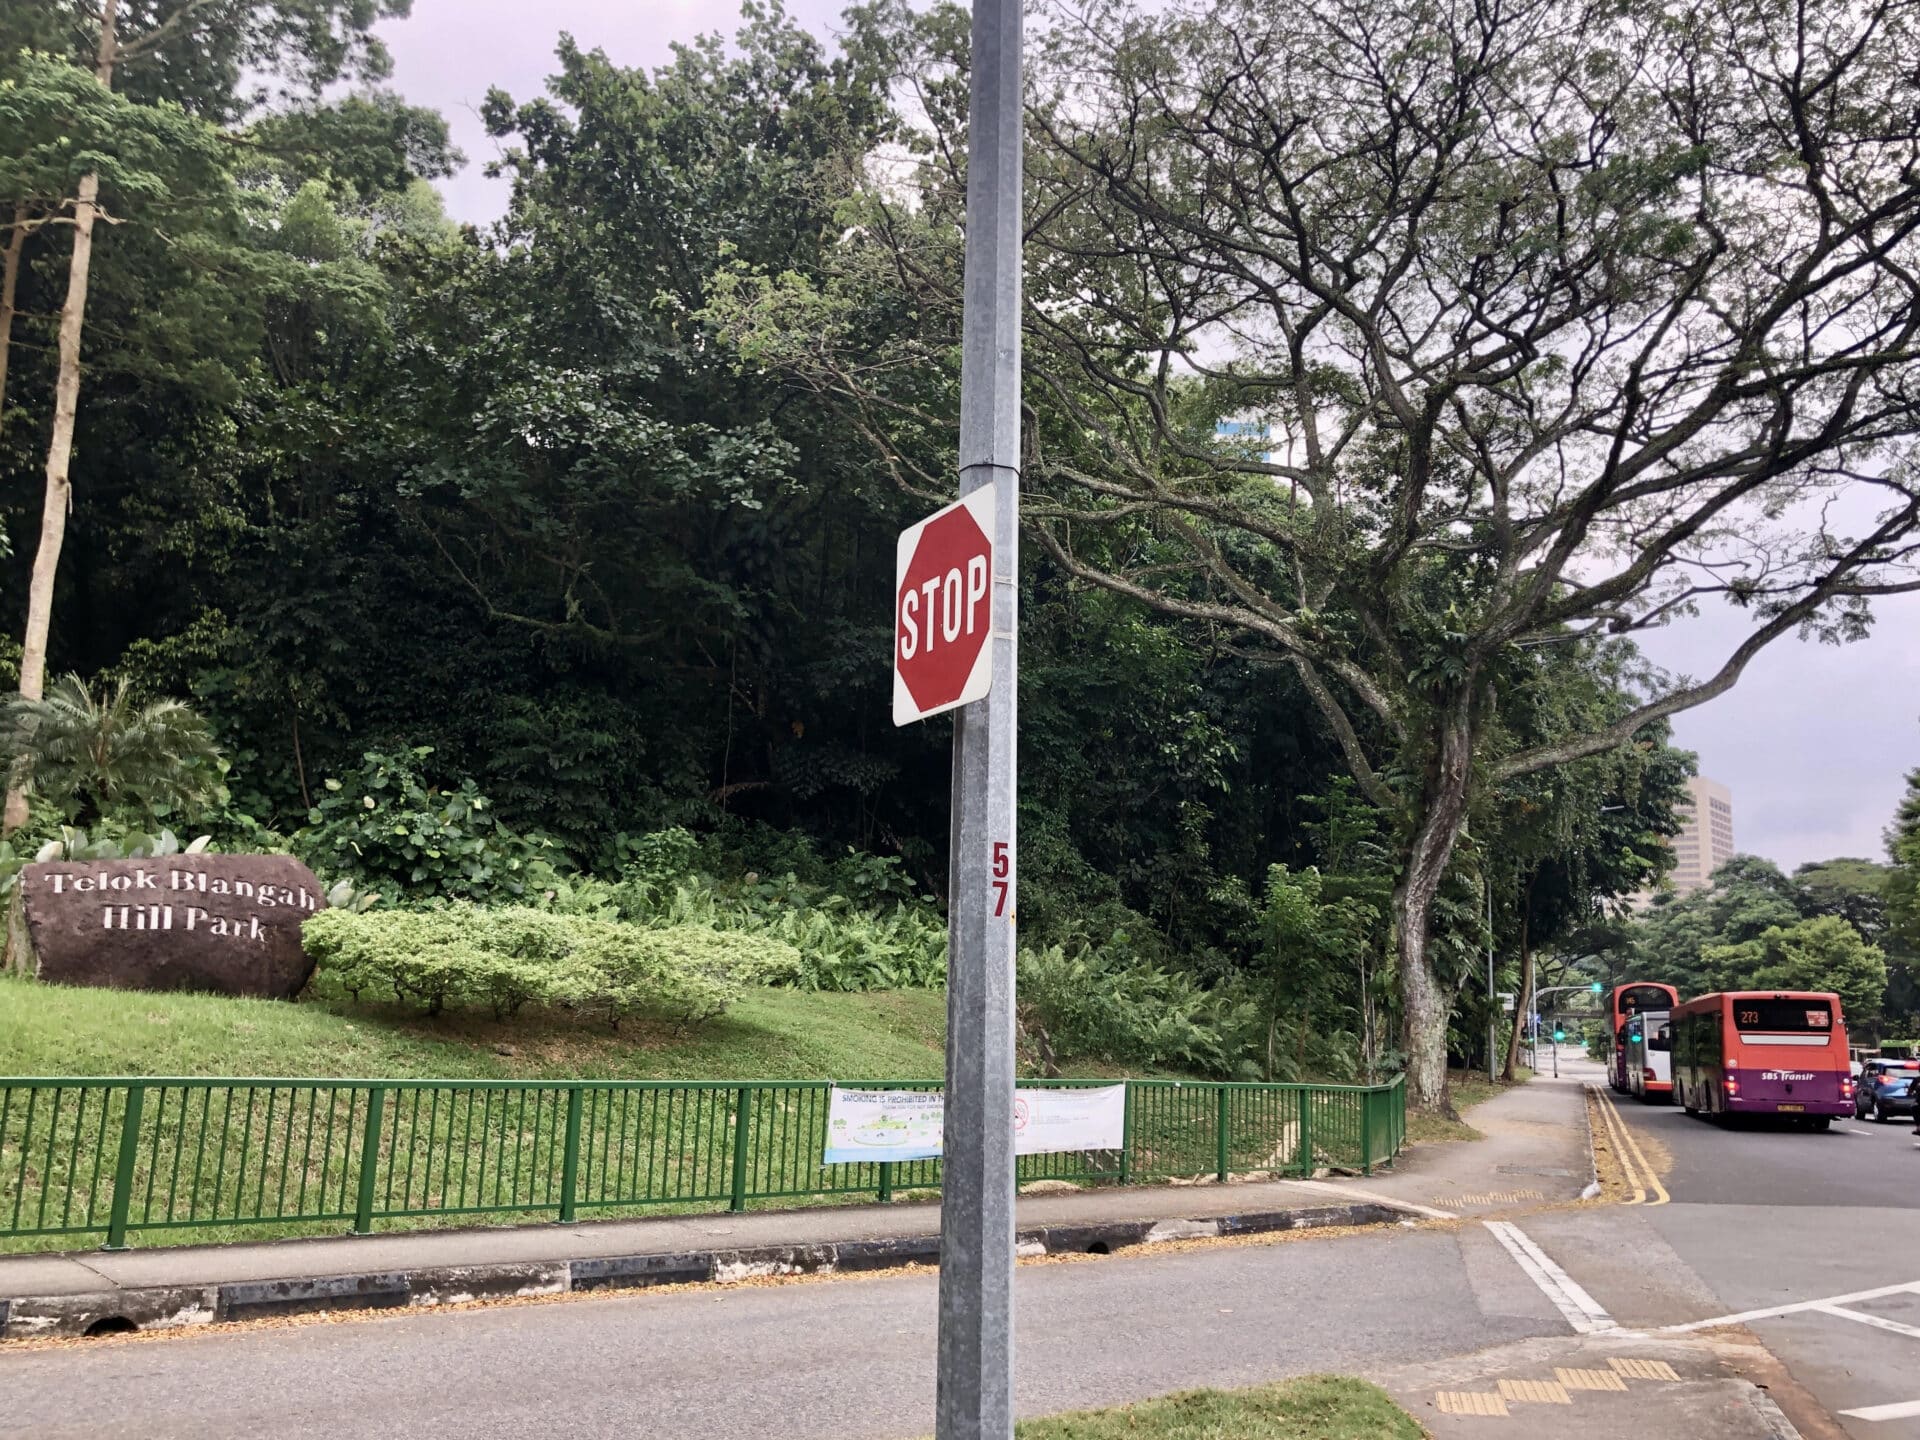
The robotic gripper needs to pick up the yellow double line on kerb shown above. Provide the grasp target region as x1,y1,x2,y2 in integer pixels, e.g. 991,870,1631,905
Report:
1592,1086,1670,1206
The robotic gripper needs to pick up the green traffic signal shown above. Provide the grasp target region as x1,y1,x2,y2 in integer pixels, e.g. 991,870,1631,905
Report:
1589,982,1603,993
1553,1029,1566,1042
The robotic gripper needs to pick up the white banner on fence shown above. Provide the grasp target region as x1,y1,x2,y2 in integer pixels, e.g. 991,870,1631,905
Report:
823,1088,948,1165
1013,1083,1125,1156
823,1085,1126,1165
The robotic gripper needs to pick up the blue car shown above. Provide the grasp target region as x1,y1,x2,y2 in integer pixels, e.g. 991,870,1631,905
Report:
1854,1059,1920,1122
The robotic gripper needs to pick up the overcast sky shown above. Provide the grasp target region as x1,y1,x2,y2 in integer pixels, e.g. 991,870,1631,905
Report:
379,2,1920,874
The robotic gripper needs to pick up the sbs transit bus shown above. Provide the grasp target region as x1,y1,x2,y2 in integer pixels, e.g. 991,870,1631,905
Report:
1670,991,1857,1130
1609,983,1679,1091
1624,1011,1673,1103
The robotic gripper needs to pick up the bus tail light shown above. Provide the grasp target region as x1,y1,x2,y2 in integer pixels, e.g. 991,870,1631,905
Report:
1723,1072,1740,1097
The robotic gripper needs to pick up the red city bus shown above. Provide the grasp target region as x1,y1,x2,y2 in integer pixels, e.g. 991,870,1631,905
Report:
1671,991,1856,1129
1609,983,1679,1091
1624,1011,1673,1103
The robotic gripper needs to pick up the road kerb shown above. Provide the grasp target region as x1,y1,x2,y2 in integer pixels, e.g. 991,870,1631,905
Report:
0,1200,1408,1341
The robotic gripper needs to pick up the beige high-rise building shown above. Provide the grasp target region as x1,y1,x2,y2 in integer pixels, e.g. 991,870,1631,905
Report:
1668,775,1734,896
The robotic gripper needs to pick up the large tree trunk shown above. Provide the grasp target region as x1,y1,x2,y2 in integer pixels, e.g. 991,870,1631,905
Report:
4,4,118,837
0,207,25,436
1396,686,1478,1113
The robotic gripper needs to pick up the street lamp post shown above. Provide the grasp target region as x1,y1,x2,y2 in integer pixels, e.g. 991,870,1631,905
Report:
937,0,1022,1436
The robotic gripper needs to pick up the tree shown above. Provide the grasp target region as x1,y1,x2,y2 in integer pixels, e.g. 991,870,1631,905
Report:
1255,863,1376,1080
1702,915,1888,1028
1495,731,1690,1080
1889,769,1920,956
2,0,411,833
712,0,1920,1108
3,673,221,828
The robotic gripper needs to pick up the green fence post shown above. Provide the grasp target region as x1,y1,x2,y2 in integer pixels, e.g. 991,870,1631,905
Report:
104,1083,146,1250
1215,1085,1231,1184
1297,1087,1313,1178
558,1085,585,1223
1360,1088,1374,1177
878,1162,894,1204
1118,1081,1133,1186
352,1086,385,1235
728,1085,753,1213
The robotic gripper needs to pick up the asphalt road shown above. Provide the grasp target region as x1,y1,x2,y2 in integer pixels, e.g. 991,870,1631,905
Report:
1590,1080,1920,1438
0,1224,1570,1440
4,1066,1913,1439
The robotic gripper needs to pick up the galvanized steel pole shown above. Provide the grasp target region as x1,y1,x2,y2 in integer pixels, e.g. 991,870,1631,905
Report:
938,0,1022,1433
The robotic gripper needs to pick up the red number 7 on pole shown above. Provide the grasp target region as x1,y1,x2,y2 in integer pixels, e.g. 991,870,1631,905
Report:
991,841,1010,917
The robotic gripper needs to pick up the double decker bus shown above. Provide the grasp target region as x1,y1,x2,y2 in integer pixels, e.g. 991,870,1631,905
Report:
1608,983,1679,1091
1623,1011,1673,1102
1671,991,1856,1129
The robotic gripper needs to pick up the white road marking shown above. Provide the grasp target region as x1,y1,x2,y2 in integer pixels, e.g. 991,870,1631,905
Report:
1482,1220,1617,1335
1282,1178,1457,1221
1814,1305,1920,1341
1662,1281,1920,1333
1840,1400,1920,1422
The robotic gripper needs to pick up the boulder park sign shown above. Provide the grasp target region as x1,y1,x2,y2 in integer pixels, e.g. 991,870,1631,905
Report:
20,854,324,1000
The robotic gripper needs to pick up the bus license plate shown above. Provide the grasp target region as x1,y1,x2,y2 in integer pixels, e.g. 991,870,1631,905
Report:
1776,1103,1805,1112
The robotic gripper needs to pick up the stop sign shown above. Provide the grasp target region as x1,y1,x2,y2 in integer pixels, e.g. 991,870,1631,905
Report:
893,489,997,725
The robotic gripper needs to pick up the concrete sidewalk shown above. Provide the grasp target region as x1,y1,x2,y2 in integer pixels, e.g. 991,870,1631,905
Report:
0,1067,1598,1339
1373,1330,1814,1440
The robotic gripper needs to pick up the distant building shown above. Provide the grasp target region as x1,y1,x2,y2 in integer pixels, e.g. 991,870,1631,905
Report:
1667,775,1734,896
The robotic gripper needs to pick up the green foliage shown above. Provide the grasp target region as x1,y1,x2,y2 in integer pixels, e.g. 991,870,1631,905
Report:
1701,916,1889,1026
3,675,224,830
1888,769,1920,957
295,749,565,903
1255,864,1379,1080
301,905,799,1026
1017,945,1262,1079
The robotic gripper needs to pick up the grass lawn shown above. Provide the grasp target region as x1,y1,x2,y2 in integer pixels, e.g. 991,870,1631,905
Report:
1015,1377,1423,1439
0,973,954,1081
1405,1065,1533,1145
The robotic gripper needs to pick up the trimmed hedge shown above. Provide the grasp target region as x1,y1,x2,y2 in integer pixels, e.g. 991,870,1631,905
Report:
302,907,801,1026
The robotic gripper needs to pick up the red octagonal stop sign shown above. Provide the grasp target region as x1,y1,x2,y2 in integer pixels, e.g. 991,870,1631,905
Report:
893,489,997,725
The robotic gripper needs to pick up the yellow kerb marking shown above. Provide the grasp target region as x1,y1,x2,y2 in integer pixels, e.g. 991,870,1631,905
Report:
1556,1367,1629,1392
1610,1357,1682,1382
1436,1391,1510,1417
1497,1378,1572,1405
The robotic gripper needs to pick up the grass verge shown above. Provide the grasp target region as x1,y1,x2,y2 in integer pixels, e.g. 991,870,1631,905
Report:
1014,1376,1424,1439
0,973,952,1081
1405,1066,1533,1145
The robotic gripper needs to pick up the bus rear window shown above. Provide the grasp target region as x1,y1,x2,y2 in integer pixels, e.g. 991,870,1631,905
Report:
1733,1000,1833,1032
1619,985,1671,1015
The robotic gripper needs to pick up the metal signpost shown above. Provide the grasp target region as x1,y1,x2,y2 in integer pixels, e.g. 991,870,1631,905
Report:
887,0,1023,1434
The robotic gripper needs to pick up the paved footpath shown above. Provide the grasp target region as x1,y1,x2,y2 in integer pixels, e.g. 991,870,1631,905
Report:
0,1059,1837,1440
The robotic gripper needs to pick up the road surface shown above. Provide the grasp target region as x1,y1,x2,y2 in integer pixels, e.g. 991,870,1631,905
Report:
1,1060,1914,1438
1588,1073,1920,1435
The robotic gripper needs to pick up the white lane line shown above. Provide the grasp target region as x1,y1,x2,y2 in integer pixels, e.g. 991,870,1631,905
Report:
1483,1220,1617,1334
1662,1281,1920,1333
1840,1400,1920,1422
1814,1305,1920,1341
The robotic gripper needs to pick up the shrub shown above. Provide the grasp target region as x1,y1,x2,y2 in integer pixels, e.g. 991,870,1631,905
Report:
1017,944,1262,1078
302,906,800,1026
295,749,566,903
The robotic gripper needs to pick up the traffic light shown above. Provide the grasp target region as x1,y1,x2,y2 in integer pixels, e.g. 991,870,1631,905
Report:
1553,1028,1566,1042
1589,982,1603,994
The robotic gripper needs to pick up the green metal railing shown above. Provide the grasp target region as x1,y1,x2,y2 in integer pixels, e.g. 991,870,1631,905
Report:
0,1074,1404,1248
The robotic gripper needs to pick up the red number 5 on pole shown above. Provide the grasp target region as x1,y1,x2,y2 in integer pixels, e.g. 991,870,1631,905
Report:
991,841,1010,918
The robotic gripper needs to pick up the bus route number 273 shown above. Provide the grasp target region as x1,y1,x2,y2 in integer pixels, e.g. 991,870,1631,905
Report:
991,841,1011,919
